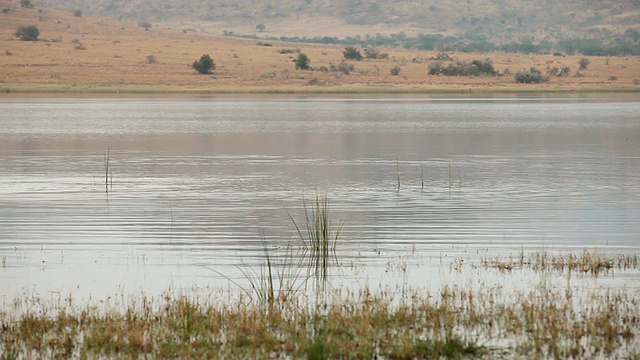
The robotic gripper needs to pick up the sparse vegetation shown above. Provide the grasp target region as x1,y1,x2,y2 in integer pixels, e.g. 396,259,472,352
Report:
14,25,39,41
192,54,215,74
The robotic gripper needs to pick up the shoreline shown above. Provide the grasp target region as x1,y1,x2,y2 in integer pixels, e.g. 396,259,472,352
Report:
1,83,639,97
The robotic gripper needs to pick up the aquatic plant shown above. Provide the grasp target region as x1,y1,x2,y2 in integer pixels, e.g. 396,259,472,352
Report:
289,194,344,286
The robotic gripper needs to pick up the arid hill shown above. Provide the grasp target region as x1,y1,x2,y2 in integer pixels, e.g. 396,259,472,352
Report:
1,0,639,94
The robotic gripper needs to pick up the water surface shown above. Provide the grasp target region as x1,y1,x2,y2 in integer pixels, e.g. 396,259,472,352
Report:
1,96,639,301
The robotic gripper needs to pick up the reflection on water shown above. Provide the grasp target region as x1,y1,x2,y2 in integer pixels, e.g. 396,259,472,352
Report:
0,96,639,301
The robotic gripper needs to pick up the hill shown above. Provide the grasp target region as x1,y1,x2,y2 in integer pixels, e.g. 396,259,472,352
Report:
1,0,639,94
31,0,640,51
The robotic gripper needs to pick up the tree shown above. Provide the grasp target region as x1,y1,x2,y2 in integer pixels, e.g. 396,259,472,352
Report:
294,53,310,70
20,0,33,8
256,23,266,32
578,57,590,70
343,46,362,61
15,25,39,41
192,54,215,74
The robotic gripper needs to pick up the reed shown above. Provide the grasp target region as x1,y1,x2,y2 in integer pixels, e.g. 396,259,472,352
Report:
103,148,112,193
288,194,345,291
396,157,401,191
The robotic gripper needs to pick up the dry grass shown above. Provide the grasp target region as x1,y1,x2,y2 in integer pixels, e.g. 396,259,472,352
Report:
1,0,639,94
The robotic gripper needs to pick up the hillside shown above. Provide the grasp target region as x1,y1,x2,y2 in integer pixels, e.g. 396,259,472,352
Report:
1,0,639,94
31,0,640,47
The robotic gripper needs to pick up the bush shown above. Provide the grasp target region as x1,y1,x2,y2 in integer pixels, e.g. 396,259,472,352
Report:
15,25,39,41
73,9,82,17
330,61,354,75
428,59,495,76
146,55,157,64
192,54,215,74
578,57,590,70
514,68,548,83
390,66,401,76
343,46,362,61
364,48,379,59
20,0,33,8
294,53,310,70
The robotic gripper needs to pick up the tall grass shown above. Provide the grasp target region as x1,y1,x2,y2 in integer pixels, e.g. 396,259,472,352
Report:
289,194,344,288
211,195,345,306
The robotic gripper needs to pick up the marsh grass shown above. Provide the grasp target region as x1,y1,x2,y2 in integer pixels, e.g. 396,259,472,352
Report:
209,195,345,306
288,194,345,287
1,280,638,359
480,250,639,276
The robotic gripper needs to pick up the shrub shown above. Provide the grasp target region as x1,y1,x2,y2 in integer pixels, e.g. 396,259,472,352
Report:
364,48,379,59
514,68,548,83
578,57,590,70
294,53,310,70
428,59,495,76
20,0,33,8
260,69,277,79
192,54,215,74
330,61,354,74
15,25,39,41
139,22,151,29
343,46,362,61
390,66,401,76
73,9,82,17
256,23,265,32
429,52,454,61
146,55,157,64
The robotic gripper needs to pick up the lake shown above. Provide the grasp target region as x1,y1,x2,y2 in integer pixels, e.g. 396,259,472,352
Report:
1,95,639,303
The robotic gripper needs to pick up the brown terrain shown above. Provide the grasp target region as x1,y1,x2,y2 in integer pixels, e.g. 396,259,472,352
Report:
1,0,639,94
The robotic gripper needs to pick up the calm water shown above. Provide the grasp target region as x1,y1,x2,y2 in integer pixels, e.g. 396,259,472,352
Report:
1,96,639,301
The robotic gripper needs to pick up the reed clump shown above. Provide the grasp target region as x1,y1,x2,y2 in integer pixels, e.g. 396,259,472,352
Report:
289,194,345,286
